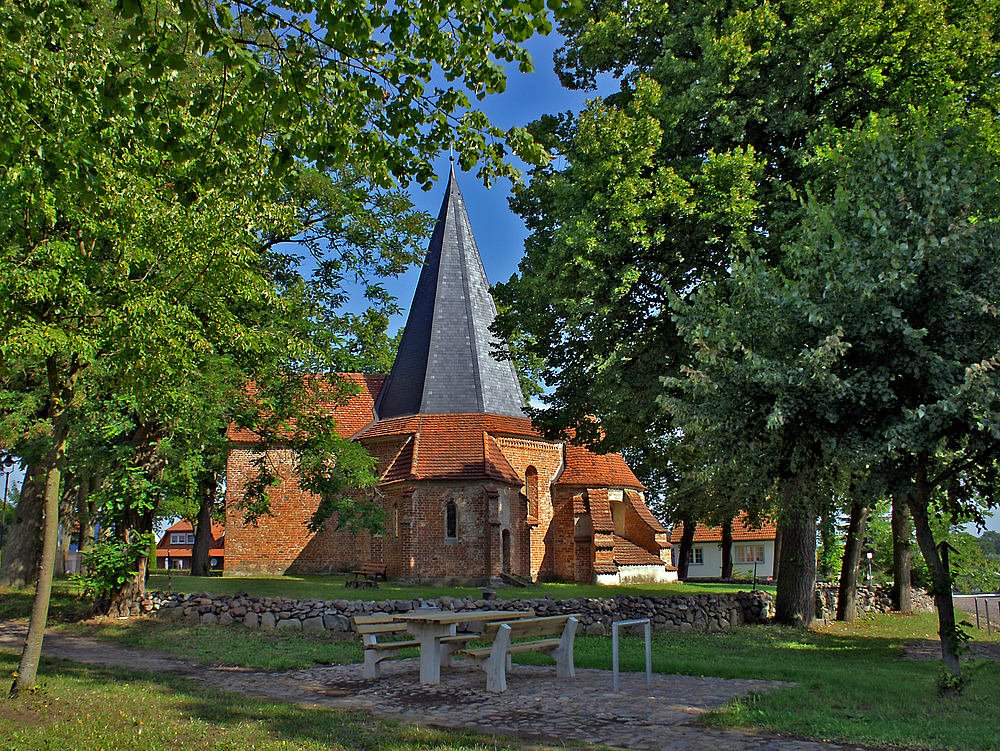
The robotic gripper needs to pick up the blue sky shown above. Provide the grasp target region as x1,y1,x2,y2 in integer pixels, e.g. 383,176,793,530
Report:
374,32,613,331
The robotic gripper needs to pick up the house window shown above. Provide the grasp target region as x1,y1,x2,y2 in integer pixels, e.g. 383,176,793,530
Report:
525,466,539,518
170,532,185,545
445,501,458,540
187,533,195,544
687,547,704,565
736,544,765,563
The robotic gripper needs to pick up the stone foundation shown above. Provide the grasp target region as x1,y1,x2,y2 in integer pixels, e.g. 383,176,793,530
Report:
141,590,773,635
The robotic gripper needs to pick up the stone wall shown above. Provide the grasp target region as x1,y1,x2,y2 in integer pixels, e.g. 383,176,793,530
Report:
814,583,935,619
141,590,774,635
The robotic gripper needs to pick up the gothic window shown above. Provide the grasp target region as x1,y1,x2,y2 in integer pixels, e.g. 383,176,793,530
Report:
445,500,458,540
525,466,539,518
392,504,400,538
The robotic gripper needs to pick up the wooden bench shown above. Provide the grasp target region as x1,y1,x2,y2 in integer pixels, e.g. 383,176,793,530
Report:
354,613,477,679
346,562,387,589
460,614,579,693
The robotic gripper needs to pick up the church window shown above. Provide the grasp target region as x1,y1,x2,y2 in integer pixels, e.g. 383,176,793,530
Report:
525,466,539,518
445,501,458,540
392,504,400,538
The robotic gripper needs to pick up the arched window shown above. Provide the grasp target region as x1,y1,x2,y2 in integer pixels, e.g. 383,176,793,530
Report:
445,500,458,540
525,466,539,518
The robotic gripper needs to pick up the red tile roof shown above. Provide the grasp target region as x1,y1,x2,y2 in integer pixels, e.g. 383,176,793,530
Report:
670,515,777,544
228,373,384,443
559,442,644,490
584,488,615,533
380,436,415,484
483,433,522,484
228,373,644,490
156,520,225,552
612,536,669,568
355,413,541,482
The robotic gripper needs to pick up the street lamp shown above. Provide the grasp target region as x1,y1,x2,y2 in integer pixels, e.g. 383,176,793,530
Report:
0,452,16,567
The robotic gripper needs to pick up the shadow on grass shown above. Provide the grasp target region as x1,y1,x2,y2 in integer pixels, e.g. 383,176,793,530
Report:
0,585,93,623
15,654,523,751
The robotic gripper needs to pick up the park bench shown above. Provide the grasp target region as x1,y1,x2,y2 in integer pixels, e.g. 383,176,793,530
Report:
346,562,387,589
460,614,579,693
354,613,477,679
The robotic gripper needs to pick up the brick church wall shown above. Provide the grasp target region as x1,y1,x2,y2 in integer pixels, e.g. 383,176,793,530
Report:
225,447,372,575
492,436,563,580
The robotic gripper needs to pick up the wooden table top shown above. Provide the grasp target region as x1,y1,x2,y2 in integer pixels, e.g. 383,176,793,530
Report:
393,609,532,625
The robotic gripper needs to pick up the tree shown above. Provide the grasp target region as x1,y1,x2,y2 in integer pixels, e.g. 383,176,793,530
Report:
1,0,560,695
494,0,1000,625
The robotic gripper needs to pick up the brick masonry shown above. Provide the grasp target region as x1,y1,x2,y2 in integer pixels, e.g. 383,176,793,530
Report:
225,428,670,583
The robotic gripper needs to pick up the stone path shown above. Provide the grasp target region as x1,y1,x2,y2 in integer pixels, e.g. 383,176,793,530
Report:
0,621,878,751
901,639,1000,661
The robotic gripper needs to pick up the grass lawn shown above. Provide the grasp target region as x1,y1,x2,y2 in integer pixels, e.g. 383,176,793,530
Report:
6,583,999,749
0,653,525,751
146,572,770,601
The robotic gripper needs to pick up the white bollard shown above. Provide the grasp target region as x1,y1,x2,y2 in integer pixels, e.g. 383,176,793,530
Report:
612,618,652,692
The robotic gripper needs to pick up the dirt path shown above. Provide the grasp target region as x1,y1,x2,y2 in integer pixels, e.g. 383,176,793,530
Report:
0,620,880,751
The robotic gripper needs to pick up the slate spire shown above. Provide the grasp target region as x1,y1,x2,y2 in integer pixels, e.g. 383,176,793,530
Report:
374,166,527,420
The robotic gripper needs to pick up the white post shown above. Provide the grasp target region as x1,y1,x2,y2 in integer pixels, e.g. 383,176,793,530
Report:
612,618,652,693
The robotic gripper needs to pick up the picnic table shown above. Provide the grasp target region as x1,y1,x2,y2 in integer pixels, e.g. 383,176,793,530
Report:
393,609,531,685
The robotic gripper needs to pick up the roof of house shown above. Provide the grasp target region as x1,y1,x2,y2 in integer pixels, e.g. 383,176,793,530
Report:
374,166,526,420
670,515,777,544
227,373,384,443
157,520,225,551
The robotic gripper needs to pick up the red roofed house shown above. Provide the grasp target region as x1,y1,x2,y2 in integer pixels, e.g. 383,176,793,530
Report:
224,168,675,584
156,520,225,572
670,516,777,579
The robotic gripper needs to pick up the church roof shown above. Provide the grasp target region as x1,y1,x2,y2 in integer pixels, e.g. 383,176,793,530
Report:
356,413,534,484
373,166,526,420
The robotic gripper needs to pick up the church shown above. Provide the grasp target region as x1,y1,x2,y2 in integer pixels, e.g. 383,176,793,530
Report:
224,168,675,584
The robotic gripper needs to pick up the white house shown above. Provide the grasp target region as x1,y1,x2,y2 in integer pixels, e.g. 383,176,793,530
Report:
670,516,777,579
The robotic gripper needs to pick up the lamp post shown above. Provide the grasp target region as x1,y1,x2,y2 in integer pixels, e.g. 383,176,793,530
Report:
0,452,15,567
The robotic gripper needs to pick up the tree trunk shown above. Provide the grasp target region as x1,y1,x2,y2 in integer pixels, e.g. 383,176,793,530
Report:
891,494,913,614
836,501,869,622
720,517,734,579
99,426,166,618
907,458,962,686
677,515,696,580
774,475,817,627
0,465,45,591
189,472,217,577
12,357,72,697
771,523,782,582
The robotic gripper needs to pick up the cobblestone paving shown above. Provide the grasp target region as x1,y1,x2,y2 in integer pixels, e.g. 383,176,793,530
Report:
0,621,879,751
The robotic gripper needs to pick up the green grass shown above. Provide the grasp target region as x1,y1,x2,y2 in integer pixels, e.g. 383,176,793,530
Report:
527,613,1000,751
8,582,1000,749
147,572,769,601
0,653,527,751
65,618,369,670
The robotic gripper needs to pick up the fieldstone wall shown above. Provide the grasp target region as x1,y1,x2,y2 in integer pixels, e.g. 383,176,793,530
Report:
142,590,774,635
814,584,935,619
